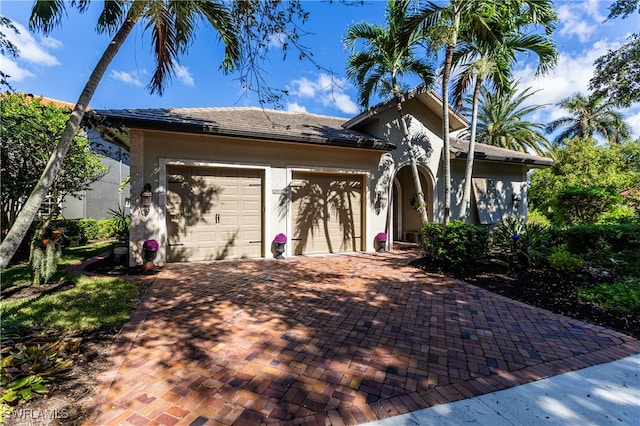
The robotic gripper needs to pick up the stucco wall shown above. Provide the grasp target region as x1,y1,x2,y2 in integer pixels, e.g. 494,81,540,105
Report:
129,129,388,264
448,159,528,223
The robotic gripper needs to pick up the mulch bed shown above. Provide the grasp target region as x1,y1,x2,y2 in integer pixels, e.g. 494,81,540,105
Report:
412,258,640,340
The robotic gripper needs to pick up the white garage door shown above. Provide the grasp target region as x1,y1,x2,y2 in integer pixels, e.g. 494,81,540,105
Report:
291,172,363,255
166,166,262,262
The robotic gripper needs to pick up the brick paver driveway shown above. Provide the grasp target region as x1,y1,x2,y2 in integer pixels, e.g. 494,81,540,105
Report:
88,245,639,425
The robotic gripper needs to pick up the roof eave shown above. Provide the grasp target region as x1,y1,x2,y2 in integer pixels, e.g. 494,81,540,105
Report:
452,151,554,167
86,113,395,152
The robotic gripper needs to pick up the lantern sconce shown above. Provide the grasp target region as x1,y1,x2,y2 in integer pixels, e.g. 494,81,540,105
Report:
376,189,388,209
141,183,152,217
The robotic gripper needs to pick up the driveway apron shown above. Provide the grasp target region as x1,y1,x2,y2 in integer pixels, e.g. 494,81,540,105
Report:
88,245,639,425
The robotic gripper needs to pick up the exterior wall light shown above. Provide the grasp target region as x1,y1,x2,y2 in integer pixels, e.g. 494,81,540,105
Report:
141,183,152,216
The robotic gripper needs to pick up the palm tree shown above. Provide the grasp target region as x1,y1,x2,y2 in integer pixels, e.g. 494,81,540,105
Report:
0,0,241,270
547,93,631,145
413,0,489,227
344,0,436,224
452,0,557,219
474,83,551,155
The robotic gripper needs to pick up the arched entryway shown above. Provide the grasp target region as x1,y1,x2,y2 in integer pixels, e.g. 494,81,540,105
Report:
392,165,433,242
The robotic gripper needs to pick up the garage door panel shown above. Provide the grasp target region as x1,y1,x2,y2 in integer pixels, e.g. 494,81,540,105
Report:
167,166,263,262
291,172,363,256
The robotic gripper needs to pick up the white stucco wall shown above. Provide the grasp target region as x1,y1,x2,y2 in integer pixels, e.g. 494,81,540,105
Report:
128,129,388,265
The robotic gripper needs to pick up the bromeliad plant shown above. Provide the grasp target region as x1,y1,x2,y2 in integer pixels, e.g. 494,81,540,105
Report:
0,339,73,410
274,233,287,244
492,217,552,268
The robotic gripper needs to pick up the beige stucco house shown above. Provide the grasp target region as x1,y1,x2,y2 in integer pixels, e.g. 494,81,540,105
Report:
87,86,553,266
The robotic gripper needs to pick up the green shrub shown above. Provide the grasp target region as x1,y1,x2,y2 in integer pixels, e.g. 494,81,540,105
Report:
527,210,551,226
553,185,622,226
547,245,585,273
597,205,638,225
578,277,640,313
420,220,490,274
556,224,640,256
77,219,101,241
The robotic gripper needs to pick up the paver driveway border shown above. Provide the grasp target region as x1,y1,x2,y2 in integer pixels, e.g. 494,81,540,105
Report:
86,245,640,425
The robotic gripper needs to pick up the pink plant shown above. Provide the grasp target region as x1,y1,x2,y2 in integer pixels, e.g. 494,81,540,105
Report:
274,233,287,244
143,239,159,251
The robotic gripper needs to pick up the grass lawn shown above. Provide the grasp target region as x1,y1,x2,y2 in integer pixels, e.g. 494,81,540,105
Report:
1,241,149,335
1,241,151,421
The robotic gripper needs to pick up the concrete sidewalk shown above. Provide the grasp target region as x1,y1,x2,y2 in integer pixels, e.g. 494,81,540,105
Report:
365,354,640,425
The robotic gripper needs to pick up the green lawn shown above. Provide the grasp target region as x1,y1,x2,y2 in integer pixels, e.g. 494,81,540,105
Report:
1,241,148,335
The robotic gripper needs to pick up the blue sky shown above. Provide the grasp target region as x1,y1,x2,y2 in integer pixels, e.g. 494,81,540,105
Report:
1,0,639,139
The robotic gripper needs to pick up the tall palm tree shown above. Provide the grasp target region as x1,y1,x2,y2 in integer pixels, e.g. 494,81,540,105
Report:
414,0,488,227
474,83,551,155
344,0,436,223
0,0,241,270
452,0,557,219
547,92,631,145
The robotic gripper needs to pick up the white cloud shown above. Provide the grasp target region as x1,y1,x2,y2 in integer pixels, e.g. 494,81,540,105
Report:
268,33,287,49
174,64,195,87
290,76,317,98
0,57,34,82
1,21,60,66
514,38,621,111
624,107,640,140
110,70,144,87
556,0,606,43
288,73,359,115
286,102,307,113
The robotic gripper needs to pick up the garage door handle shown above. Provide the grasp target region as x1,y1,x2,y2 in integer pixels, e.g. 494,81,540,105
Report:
291,238,303,241
249,240,261,244
168,243,184,247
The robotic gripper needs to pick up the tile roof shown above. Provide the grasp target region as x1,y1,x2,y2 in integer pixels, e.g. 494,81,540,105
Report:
88,107,394,151
450,138,554,167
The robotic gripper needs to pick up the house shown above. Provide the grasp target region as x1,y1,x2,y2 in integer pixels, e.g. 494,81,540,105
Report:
62,126,130,220
18,95,130,220
86,86,553,266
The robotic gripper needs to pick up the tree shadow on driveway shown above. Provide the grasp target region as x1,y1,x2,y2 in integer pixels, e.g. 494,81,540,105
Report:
88,248,640,425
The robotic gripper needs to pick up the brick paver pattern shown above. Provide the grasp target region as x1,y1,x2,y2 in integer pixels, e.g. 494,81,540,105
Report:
88,245,639,425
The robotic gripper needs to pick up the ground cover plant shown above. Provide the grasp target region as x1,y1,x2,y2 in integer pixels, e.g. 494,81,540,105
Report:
418,219,640,339
0,241,151,423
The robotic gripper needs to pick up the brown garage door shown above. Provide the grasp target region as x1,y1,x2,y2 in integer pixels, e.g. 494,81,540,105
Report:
166,166,262,262
291,172,363,255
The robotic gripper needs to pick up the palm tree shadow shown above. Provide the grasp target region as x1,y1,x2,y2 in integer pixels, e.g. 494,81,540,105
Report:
166,174,221,261
279,177,362,255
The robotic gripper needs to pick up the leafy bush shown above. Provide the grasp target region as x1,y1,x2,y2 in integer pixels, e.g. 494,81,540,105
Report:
557,223,640,255
578,277,640,313
596,204,637,225
77,219,102,241
553,185,622,226
547,245,585,273
420,221,490,274
527,210,551,226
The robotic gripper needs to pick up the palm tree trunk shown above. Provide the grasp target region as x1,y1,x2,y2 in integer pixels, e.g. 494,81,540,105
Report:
460,76,482,220
396,97,428,224
441,42,455,229
0,17,137,270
